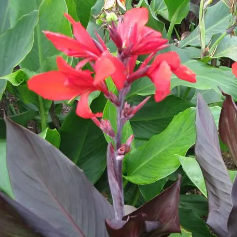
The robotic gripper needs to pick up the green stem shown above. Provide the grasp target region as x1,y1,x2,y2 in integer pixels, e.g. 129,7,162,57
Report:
174,27,181,41
38,96,47,131
36,17,47,131
131,187,140,207
199,0,206,58
209,32,227,54
167,21,175,40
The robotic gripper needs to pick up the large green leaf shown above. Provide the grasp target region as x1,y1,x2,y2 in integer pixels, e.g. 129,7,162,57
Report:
172,61,237,100
164,0,190,24
9,0,42,25
75,0,96,27
213,35,237,61
129,60,237,100
180,1,231,47
125,108,196,184
130,95,194,140
169,228,193,237
0,139,14,198
0,0,10,34
60,96,107,184
179,208,216,237
0,110,38,139
20,0,72,71
141,0,164,32
179,156,207,197
0,10,38,97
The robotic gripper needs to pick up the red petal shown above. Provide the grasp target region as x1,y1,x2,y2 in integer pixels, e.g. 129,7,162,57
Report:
76,90,102,119
56,57,94,87
148,61,172,102
95,52,127,89
27,71,83,100
94,55,116,85
173,65,196,83
149,52,181,73
232,62,237,78
64,14,100,56
124,8,148,33
118,8,148,44
44,31,86,57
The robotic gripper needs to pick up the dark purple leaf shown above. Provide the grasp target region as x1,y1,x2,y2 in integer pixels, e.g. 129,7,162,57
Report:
5,117,114,237
195,94,232,237
219,92,237,166
0,192,67,237
228,176,237,237
106,176,181,237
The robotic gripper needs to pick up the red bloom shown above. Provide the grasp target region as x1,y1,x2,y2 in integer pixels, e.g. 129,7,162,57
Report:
147,52,196,102
114,8,168,56
44,14,101,60
28,57,108,118
232,62,237,78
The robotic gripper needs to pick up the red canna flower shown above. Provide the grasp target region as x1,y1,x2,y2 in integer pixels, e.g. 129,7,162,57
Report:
27,57,109,118
44,14,101,60
232,62,237,78
146,52,196,102
111,8,168,56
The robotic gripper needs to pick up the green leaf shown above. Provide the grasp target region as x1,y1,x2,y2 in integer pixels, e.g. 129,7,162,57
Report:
9,0,42,25
180,1,231,47
169,228,193,237
0,110,38,139
130,95,194,140
139,177,168,201
65,0,79,21
180,194,208,217
0,0,10,34
0,68,36,86
0,139,14,198
164,0,190,24
59,96,107,184
172,60,237,100
75,0,97,27
0,10,38,98
179,208,216,237
125,108,196,184
151,0,169,21
15,84,51,112
179,156,207,197
20,0,72,71
229,170,237,182
141,0,164,32
41,128,61,148
129,60,237,101
213,35,237,61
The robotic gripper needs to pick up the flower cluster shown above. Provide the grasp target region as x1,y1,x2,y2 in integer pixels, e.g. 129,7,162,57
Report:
28,7,196,119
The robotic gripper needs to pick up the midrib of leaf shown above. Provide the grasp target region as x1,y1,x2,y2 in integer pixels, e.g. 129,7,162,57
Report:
181,13,231,47
74,122,90,164
17,131,87,237
128,110,195,175
0,1,10,34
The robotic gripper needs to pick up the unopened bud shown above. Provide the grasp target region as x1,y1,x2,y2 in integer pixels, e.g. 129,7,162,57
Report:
96,18,103,26
106,12,118,23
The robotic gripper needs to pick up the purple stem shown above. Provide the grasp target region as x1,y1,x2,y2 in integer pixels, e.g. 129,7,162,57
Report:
107,86,130,220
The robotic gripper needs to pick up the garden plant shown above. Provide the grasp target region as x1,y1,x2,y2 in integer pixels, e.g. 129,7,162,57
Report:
1,0,237,237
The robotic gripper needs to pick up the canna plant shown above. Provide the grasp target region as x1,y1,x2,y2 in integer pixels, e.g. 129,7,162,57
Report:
1,6,196,237
195,75,237,237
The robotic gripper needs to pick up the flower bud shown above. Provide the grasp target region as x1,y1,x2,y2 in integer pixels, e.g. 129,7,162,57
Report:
96,18,103,26
106,12,118,23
